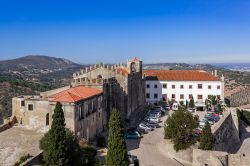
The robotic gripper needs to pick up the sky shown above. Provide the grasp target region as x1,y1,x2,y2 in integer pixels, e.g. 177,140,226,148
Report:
0,0,250,64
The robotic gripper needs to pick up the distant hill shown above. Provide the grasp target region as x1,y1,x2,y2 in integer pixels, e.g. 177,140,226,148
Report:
0,55,85,123
0,55,81,71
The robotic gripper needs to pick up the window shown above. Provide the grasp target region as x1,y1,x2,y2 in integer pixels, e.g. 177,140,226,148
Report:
154,84,158,88
189,85,193,89
172,94,176,99
189,94,193,99
28,104,33,111
208,85,212,89
146,84,150,88
21,101,25,107
154,93,158,99
146,93,150,99
217,85,221,89
163,84,167,89
198,95,203,100
180,85,184,89
180,94,184,99
198,84,203,89
172,85,175,89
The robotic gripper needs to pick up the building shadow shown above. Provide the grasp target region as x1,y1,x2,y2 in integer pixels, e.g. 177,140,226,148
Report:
126,138,141,151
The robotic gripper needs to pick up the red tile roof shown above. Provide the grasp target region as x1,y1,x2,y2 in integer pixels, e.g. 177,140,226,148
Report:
143,70,220,81
49,86,102,103
117,67,129,76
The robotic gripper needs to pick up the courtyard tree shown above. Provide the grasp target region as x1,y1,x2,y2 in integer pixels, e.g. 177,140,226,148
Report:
189,96,195,108
106,108,129,166
164,110,199,151
40,102,84,166
199,122,214,150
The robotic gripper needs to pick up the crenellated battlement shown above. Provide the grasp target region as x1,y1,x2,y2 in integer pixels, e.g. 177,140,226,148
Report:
73,62,130,79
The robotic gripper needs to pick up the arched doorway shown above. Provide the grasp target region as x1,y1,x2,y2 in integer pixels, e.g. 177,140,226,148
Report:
46,113,49,126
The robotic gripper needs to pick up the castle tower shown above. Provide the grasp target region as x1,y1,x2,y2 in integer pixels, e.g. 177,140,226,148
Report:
127,57,142,74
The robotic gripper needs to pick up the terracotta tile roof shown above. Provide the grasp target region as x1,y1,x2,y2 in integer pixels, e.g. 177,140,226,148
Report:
143,70,220,81
117,67,129,76
49,85,103,103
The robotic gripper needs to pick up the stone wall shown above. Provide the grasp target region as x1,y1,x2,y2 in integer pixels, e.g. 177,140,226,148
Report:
193,149,250,166
12,96,50,129
212,109,241,152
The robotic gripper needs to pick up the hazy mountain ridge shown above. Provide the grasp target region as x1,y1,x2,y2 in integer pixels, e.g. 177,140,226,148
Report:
0,55,85,123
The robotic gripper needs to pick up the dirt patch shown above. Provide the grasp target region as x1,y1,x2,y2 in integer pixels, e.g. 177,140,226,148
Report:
0,126,44,166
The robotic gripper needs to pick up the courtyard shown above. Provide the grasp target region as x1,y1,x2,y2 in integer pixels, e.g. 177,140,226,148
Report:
0,126,44,166
126,112,191,166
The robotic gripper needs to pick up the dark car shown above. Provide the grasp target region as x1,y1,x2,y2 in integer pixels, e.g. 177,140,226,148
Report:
126,130,141,139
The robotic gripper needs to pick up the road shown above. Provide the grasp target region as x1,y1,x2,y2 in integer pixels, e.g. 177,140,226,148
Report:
126,113,182,166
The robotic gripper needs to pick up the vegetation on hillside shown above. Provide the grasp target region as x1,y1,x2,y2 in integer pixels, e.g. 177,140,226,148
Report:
164,109,199,151
237,109,250,126
0,55,85,123
106,108,129,166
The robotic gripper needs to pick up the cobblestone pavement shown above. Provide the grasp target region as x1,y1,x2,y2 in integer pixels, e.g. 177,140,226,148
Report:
126,113,181,166
0,126,44,166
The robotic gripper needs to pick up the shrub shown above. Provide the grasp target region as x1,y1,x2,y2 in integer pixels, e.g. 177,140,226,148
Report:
14,154,32,166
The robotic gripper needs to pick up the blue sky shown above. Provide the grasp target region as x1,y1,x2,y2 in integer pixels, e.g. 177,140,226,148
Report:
0,0,250,64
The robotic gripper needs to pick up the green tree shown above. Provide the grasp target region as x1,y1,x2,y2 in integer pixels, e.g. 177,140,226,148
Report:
185,100,189,109
106,108,129,166
40,102,71,166
189,96,195,108
164,110,199,151
40,103,85,166
199,122,214,150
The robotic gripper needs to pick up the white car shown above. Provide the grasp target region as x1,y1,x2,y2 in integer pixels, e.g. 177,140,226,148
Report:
138,123,153,131
188,108,195,113
145,117,159,123
199,119,206,128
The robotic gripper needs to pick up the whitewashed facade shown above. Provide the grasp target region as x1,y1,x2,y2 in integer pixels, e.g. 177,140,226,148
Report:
144,70,224,105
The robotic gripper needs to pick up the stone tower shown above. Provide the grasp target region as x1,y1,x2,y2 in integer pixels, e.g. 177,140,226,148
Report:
127,57,142,74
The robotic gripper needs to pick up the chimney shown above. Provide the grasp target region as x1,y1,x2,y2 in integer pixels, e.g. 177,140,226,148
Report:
214,70,217,77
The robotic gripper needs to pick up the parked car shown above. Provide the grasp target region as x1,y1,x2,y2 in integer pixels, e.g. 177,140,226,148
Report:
136,127,148,134
146,113,160,119
188,108,195,113
163,104,171,110
144,117,159,123
142,121,160,128
147,112,161,118
138,123,153,131
199,119,207,128
126,130,141,139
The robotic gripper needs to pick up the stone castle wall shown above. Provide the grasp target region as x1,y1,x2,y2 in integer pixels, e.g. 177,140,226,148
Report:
212,108,241,152
193,149,250,166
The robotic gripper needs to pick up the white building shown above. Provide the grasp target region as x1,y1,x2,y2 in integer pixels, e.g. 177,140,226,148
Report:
143,70,224,109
